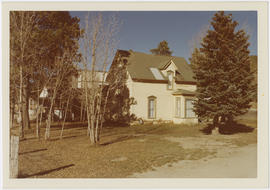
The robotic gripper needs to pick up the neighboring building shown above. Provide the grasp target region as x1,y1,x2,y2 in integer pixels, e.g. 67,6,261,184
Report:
74,70,108,89
26,70,108,121
108,50,197,124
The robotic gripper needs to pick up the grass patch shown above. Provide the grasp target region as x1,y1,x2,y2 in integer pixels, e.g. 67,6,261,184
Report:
17,111,256,178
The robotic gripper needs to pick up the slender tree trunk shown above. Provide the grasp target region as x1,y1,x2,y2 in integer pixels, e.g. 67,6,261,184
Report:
10,104,14,129
45,91,57,140
36,108,40,139
97,87,111,141
51,107,54,123
36,90,40,138
45,106,52,140
86,108,91,137
80,102,83,122
19,65,24,139
39,98,45,127
90,115,95,144
22,82,30,130
60,93,71,139
86,113,90,136
95,115,99,143
83,105,87,122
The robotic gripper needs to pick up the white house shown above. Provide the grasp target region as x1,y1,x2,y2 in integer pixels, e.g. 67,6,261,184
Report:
109,50,197,124
76,70,108,89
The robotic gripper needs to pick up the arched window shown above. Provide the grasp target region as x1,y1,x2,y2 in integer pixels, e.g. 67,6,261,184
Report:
148,96,156,119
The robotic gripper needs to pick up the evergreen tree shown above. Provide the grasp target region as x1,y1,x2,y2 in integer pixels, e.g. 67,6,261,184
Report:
190,11,255,128
250,55,257,102
150,40,173,56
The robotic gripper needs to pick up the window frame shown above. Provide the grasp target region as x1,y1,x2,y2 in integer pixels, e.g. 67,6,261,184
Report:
148,96,157,119
167,70,174,90
175,97,181,118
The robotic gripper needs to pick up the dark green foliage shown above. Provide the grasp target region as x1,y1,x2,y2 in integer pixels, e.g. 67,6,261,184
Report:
10,11,82,105
10,11,82,129
190,11,255,124
105,51,137,125
250,55,257,102
104,85,136,125
150,40,173,56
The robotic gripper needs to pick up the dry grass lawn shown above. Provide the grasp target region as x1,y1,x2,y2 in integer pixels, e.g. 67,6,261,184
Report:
16,112,257,178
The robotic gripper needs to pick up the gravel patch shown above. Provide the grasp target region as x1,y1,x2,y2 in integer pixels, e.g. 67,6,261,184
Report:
111,156,127,162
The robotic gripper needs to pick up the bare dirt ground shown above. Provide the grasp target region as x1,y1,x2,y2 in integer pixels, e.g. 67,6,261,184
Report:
131,135,257,178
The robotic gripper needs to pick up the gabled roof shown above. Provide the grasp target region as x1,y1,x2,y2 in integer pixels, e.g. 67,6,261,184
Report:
115,50,195,83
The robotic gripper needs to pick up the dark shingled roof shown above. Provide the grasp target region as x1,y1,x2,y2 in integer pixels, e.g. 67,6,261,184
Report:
120,50,195,82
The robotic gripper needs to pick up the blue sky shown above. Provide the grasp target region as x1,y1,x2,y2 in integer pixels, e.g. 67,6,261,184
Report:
70,11,257,64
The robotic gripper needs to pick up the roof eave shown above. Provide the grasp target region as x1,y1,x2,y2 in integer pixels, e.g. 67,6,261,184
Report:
175,80,196,85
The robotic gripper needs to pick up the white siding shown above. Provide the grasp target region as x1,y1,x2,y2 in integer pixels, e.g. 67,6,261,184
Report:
129,81,174,121
175,83,196,91
126,71,198,124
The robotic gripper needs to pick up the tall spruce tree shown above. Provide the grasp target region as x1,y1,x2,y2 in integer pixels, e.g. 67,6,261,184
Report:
150,40,173,56
190,11,255,128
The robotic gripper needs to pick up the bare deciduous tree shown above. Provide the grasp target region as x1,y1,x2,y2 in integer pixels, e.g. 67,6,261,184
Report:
44,50,77,140
10,11,40,138
81,13,121,145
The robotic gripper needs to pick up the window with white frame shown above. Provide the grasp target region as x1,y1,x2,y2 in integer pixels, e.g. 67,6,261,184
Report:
148,96,156,119
175,97,181,117
167,71,173,90
185,99,196,118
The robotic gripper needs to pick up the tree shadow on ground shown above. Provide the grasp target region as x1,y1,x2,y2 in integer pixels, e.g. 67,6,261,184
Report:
49,134,85,141
50,122,88,129
103,121,130,128
18,164,75,178
100,135,135,146
200,122,255,135
19,148,47,155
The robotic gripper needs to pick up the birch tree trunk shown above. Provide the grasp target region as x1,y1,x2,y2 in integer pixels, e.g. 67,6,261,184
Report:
39,98,45,128
19,65,24,139
81,13,120,145
80,101,83,122
22,83,30,130
45,94,56,140
60,92,71,139
36,109,40,138
35,87,41,138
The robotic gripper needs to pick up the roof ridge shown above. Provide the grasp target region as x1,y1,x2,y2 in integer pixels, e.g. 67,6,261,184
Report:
129,50,185,59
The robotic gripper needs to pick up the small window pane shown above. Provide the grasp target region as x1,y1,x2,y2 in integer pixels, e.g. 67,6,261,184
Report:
150,68,164,80
186,100,193,109
148,98,156,119
150,100,154,118
186,99,195,118
175,97,181,117
167,72,173,89
186,109,195,118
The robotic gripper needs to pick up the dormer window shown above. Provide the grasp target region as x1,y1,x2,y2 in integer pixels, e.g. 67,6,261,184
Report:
167,71,173,90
